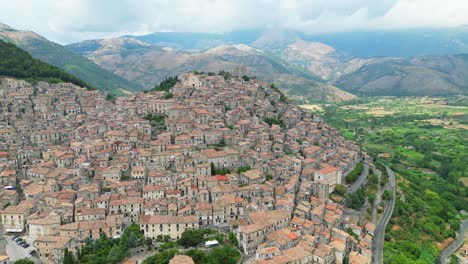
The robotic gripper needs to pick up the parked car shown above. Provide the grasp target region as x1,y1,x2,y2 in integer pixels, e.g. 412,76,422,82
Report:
22,243,29,248
13,237,22,242
29,250,37,255
11,236,18,241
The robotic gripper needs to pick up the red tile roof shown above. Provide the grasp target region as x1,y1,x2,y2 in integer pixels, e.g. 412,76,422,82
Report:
216,175,228,181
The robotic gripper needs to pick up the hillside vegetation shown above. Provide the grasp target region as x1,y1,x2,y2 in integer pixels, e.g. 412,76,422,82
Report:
0,23,142,95
316,97,468,263
0,40,92,89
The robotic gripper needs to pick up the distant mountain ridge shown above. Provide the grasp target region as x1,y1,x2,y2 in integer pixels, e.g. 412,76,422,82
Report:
333,55,468,96
2,22,468,99
0,23,142,94
66,27,468,98
122,27,468,57
67,37,357,102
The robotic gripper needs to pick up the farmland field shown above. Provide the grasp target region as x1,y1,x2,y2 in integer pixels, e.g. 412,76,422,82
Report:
303,96,468,263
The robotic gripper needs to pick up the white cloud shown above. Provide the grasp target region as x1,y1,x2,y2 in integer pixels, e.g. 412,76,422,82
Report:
0,0,467,44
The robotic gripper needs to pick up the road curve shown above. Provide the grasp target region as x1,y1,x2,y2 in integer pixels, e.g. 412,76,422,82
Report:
437,219,468,264
372,166,396,264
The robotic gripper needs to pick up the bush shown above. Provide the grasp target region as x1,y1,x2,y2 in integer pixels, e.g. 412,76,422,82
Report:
384,233,392,242
382,190,392,200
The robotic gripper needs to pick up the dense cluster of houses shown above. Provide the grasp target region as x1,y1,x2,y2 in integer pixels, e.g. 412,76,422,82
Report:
0,73,373,263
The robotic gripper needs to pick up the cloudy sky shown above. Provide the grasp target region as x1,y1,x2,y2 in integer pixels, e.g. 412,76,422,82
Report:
1,0,468,44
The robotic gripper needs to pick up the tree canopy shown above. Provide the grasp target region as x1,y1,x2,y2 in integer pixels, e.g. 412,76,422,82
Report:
150,76,178,93
76,223,144,264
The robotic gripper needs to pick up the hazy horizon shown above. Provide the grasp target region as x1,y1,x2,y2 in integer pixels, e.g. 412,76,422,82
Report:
2,0,468,44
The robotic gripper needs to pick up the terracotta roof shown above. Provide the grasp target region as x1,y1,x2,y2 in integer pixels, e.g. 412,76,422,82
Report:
140,215,197,224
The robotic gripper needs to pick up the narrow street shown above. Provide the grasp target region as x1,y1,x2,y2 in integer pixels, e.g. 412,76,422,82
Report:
372,166,396,264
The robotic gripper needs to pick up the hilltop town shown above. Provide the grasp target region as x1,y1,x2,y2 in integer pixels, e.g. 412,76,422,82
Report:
0,72,375,264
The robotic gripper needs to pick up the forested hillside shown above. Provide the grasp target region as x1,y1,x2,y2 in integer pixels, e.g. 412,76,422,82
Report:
0,23,142,94
0,40,92,89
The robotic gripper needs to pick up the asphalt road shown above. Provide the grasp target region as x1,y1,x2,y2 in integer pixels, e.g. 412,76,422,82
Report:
371,169,383,224
348,163,369,193
372,166,396,264
436,219,468,264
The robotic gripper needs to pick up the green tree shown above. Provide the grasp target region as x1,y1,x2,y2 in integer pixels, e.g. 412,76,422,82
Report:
228,232,238,246
151,76,178,92
108,244,127,263
263,117,285,128
384,233,392,242
345,162,364,183
207,245,240,264
368,192,377,204
121,223,144,248
186,249,207,264
178,229,205,248
334,184,347,196
14,259,35,264
236,166,251,174
63,248,77,264
382,190,392,200
146,238,153,247
106,93,116,103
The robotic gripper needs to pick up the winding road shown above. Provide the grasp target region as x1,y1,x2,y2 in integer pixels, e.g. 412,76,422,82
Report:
436,219,468,264
372,166,396,264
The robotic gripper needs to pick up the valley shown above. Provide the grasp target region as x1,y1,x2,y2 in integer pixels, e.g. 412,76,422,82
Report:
303,96,468,263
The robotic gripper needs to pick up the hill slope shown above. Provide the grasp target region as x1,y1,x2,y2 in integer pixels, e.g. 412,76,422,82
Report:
334,55,468,96
67,38,356,102
305,27,468,58
0,23,142,94
68,27,468,98
0,39,91,88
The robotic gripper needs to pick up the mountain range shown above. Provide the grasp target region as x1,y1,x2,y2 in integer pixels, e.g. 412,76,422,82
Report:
2,22,468,100
0,23,142,95
68,28,468,99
